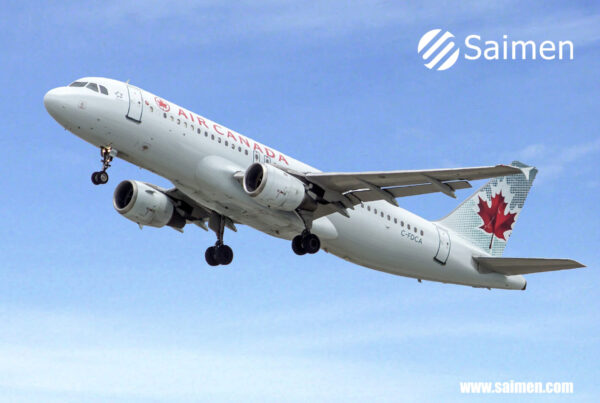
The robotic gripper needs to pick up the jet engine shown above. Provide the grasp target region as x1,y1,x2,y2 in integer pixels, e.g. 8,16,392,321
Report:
113,180,186,229
243,163,315,211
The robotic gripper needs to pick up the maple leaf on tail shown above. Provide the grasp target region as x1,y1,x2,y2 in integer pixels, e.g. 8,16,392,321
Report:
477,191,517,249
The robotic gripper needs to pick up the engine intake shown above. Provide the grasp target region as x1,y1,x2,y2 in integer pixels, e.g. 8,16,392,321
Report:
113,180,186,229
243,163,315,211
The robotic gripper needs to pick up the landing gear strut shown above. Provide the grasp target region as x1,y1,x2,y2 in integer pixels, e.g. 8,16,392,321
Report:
205,213,234,266
292,230,321,255
91,146,114,185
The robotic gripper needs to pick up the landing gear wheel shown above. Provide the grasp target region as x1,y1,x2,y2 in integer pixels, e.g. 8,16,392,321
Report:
97,171,109,184
292,235,307,255
215,244,234,265
292,232,320,255
91,171,109,185
205,246,219,266
303,233,321,254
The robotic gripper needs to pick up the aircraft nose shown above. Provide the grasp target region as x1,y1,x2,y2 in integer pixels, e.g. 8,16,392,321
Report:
44,88,62,113
44,87,73,123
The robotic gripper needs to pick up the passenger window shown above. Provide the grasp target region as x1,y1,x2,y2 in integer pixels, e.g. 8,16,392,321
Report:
177,119,180,125
197,128,201,134
407,224,411,230
184,122,187,128
69,81,87,87
86,83,99,92
232,143,236,149
394,218,398,224
149,106,154,112
163,113,167,118
205,132,208,137
414,227,418,233
191,125,194,131
211,134,215,140
218,138,222,143
245,150,248,155
367,206,371,211
170,116,174,121
380,212,384,218
387,215,391,221
401,221,404,227
238,147,242,152
99,85,108,95
225,140,228,146
420,230,424,236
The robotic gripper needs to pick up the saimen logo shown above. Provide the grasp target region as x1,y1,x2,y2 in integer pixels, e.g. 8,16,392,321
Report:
418,29,574,71
418,29,460,71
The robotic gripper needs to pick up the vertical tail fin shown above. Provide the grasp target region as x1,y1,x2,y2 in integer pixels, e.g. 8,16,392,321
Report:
437,161,537,257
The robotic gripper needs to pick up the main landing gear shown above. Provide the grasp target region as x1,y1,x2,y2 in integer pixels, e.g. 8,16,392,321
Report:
205,213,234,266
91,146,114,185
292,230,321,255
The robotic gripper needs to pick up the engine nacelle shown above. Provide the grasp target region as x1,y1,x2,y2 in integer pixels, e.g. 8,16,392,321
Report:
113,180,186,229
243,163,314,211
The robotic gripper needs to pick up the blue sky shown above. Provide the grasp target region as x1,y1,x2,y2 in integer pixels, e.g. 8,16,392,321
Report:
1,1,599,401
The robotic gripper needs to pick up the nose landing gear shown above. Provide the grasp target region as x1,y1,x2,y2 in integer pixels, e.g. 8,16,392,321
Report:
292,230,321,255
91,146,115,185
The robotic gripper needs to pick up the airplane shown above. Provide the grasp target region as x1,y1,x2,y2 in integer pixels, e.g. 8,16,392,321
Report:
43,77,585,290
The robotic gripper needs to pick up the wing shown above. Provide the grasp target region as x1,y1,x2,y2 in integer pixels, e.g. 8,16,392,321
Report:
474,257,586,275
297,164,522,219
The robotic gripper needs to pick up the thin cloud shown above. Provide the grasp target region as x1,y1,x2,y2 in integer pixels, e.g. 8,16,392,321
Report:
0,304,590,400
514,138,600,183
32,0,521,46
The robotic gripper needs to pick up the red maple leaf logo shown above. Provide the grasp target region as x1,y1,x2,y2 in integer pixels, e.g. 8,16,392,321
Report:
477,191,516,249
155,97,170,112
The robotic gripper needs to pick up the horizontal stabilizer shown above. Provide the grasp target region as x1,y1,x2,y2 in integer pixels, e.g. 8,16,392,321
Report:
474,257,585,275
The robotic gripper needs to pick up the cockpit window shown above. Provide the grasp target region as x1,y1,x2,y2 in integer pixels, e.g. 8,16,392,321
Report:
99,85,108,95
86,83,99,92
69,81,87,87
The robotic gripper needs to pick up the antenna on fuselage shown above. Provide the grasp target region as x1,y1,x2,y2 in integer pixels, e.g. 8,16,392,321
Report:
126,79,130,84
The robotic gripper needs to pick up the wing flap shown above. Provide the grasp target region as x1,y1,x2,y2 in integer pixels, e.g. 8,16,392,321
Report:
474,257,585,275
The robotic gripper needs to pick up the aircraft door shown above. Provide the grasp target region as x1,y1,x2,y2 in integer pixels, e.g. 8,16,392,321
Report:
434,226,451,264
126,85,143,122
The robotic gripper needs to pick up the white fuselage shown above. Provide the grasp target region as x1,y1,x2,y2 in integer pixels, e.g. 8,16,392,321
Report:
44,77,526,290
